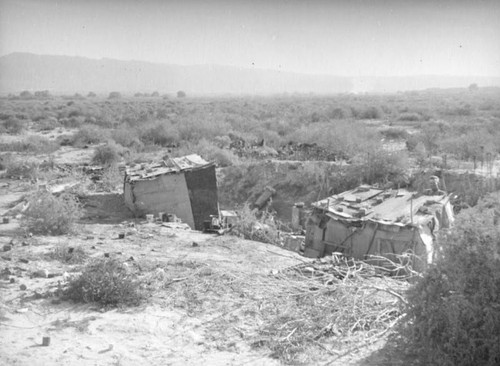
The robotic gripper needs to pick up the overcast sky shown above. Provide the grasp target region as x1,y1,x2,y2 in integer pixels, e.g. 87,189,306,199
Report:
1,0,499,77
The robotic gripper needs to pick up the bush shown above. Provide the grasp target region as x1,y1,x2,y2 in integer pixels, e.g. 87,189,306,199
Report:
230,204,279,245
65,258,145,307
111,128,143,150
0,135,59,154
92,142,121,166
140,123,179,147
108,91,122,99
48,243,87,264
380,127,409,140
72,125,108,146
2,117,25,134
21,191,82,235
398,112,421,122
5,159,39,180
402,194,500,366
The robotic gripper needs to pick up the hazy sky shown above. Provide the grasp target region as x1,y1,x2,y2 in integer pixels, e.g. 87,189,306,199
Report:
0,0,499,77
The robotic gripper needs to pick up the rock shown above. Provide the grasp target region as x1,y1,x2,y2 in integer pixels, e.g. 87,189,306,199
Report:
192,242,199,247
21,241,29,246
16,308,28,313
1,256,12,261
126,256,135,262
104,253,110,258
19,258,29,264
48,273,62,278
34,269,49,278
3,245,12,252
20,284,27,291
9,277,15,283
86,236,94,240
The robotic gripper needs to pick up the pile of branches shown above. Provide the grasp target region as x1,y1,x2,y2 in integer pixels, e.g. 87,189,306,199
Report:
252,254,413,363
149,252,413,364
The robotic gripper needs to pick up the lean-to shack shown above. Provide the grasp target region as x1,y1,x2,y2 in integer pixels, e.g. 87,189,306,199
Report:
304,185,454,271
124,154,218,230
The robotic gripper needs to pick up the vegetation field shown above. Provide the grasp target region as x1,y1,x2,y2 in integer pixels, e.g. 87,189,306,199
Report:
1,87,499,365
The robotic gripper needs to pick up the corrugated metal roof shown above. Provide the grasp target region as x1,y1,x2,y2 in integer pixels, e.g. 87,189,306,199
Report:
125,154,213,182
312,185,450,226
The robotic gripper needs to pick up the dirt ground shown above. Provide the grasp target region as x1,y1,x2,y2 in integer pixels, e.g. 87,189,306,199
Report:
0,127,413,365
0,177,412,365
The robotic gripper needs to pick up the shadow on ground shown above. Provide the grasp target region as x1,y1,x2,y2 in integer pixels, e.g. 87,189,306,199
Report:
80,192,135,224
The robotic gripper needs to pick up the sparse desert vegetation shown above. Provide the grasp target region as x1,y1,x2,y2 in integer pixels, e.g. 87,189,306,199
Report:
1,87,500,365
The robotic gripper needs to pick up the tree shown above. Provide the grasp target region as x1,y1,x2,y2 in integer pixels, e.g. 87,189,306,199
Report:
468,83,479,92
108,91,122,99
20,90,33,99
177,90,186,98
34,90,51,99
87,92,97,98
151,91,160,97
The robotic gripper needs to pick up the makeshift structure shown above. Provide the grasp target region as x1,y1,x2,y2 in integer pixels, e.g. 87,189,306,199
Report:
124,154,218,230
304,185,454,271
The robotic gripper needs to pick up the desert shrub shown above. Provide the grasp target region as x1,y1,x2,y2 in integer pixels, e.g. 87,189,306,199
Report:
177,90,186,98
326,106,347,120
380,127,409,140
91,142,121,166
0,135,58,154
4,159,39,180
65,258,145,307
402,194,500,366
353,106,382,119
111,128,143,150
21,191,82,235
352,148,409,186
72,125,108,146
140,122,179,146
2,117,25,134
230,204,279,245
108,91,122,99
48,243,87,264
397,112,421,121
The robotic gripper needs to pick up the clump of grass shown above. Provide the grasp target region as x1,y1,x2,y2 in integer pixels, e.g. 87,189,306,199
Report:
230,204,280,245
65,258,145,307
21,191,82,235
47,243,87,264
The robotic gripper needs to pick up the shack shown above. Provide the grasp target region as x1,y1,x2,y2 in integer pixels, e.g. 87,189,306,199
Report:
304,185,454,271
124,154,218,230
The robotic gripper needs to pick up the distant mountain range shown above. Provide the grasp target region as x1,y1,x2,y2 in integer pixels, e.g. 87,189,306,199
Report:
0,52,499,95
